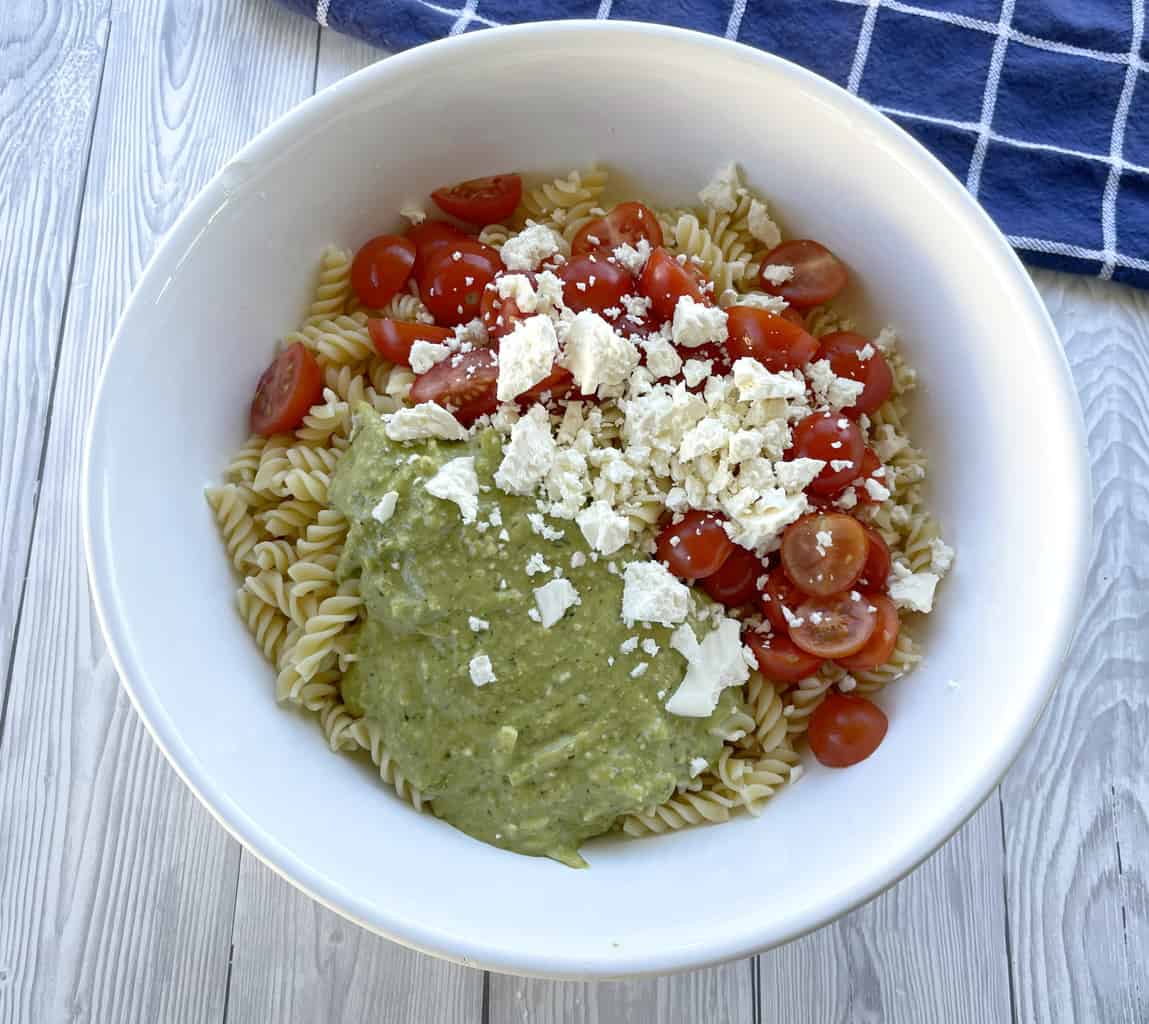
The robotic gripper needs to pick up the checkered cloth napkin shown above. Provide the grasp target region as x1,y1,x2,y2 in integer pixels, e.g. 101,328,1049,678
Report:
277,0,1149,288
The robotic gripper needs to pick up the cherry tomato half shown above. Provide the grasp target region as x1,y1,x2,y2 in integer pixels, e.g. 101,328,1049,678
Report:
367,319,453,367
572,201,663,258
788,412,866,496
818,332,894,416
789,591,877,659
559,257,634,316
808,692,888,767
837,594,900,672
744,630,824,686
408,348,498,425
431,174,522,225
701,546,764,607
418,240,503,327
518,363,575,404
761,563,804,632
724,306,819,372
781,513,869,597
857,524,891,590
759,239,848,309
655,510,734,581
407,220,469,277
851,448,885,506
351,235,416,308
638,247,710,324
250,342,323,436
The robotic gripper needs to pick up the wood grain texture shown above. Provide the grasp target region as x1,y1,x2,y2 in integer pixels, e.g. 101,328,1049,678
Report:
0,2,315,1021
999,271,1149,1024
0,0,110,712
757,800,1011,1023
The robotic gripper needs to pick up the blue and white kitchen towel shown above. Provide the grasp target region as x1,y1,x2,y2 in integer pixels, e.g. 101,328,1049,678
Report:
277,0,1149,288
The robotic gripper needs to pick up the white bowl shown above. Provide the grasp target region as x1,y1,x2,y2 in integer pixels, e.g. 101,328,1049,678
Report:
83,21,1090,978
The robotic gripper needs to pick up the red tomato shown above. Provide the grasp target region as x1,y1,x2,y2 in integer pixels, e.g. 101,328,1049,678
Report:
851,448,885,506
761,564,804,631
818,332,894,416
760,240,848,309
249,342,323,436
780,306,806,326
808,692,888,767
559,257,634,315
675,341,731,387
430,174,522,225
367,319,453,367
857,524,891,590
724,306,820,372
572,201,663,257
781,513,869,596
788,412,866,496
350,235,416,308
744,631,824,686
837,594,900,672
479,274,534,341
789,591,878,659
518,363,575,404
638,247,710,323
407,220,469,277
655,510,734,581
408,348,498,425
701,546,764,607
418,240,503,327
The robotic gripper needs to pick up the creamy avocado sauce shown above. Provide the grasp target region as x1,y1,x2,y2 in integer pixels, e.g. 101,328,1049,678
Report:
331,408,746,866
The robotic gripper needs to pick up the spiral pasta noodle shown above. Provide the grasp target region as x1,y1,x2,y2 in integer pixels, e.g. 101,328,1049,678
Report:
305,245,353,324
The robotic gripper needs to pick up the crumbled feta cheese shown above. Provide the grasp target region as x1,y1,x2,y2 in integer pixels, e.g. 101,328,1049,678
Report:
835,487,859,510
680,416,729,461
384,402,468,442
689,757,709,778
408,341,451,375
641,637,660,657
620,636,640,654
682,358,713,389
874,326,898,353
838,674,857,692
622,561,692,626
672,295,728,348
469,654,496,687
497,315,558,401
527,512,565,542
760,264,795,285
560,311,640,395
576,500,630,555
525,553,551,578
665,618,750,717
863,478,891,502
495,405,556,494
806,359,866,411
399,203,426,225
721,489,808,553
500,223,563,271
570,551,587,569
857,343,876,360
829,459,855,472
642,337,683,379
774,458,826,492
888,563,940,613
612,238,652,274
789,764,805,785
929,538,955,575
533,578,581,628
698,163,743,213
468,616,490,632
733,290,789,314
747,198,782,248
815,529,833,556
424,456,480,524
371,491,398,525
630,662,649,678
732,358,805,401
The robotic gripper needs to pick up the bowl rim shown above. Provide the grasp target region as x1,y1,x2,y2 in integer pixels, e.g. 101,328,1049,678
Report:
82,18,1092,978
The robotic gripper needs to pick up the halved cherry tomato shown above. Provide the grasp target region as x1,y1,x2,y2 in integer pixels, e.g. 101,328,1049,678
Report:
655,510,734,581
638,247,710,323
408,348,498,425
518,363,575,404
759,240,848,309
250,342,323,436
367,319,453,367
431,174,522,225
857,524,891,590
350,235,416,308
780,306,806,326
701,546,764,607
479,274,535,341
761,564,804,631
744,631,824,686
559,257,634,316
789,591,877,659
837,594,899,672
407,220,469,277
788,412,866,496
418,240,503,327
851,448,885,506
675,341,732,387
781,513,869,596
808,692,888,767
724,306,819,372
572,201,663,258
818,332,894,416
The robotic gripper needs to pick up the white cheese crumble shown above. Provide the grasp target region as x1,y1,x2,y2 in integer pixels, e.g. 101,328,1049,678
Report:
630,662,649,678
424,456,480,524
775,458,826,492
665,618,750,717
384,402,468,442
929,538,955,575
863,477,891,502
689,757,709,778
408,341,451,375
576,500,631,555
680,416,729,461
888,563,941,613
747,198,782,248
672,295,728,348
469,654,496,687
560,311,640,395
533,578,581,628
399,203,426,225
468,616,490,632
641,637,660,657
642,337,683,379
698,163,742,213
682,358,713,389
494,405,556,494
620,636,640,654
612,238,652,274
805,359,866,411
838,674,857,692
370,491,398,525
621,561,692,626
497,315,558,401
761,264,794,285
815,529,833,556
732,358,805,401
500,223,564,271
525,552,551,577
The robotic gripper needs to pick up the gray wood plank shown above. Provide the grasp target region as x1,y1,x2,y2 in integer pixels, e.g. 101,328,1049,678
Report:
0,2,316,1021
757,800,1011,1023
0,0,110,713
219,29,484,1022
999,272,1149,1024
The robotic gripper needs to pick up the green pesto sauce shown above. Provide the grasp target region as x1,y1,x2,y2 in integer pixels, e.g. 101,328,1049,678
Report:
330,408,746,866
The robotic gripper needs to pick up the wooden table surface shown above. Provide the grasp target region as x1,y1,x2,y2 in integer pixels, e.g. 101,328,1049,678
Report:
2,3,1146,1021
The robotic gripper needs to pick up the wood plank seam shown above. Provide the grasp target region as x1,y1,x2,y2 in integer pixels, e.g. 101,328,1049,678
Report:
998,790,1021,1024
